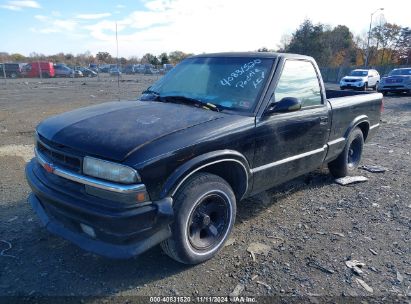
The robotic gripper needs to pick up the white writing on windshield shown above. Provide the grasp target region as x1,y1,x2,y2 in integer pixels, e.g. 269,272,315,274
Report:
220,59,262,88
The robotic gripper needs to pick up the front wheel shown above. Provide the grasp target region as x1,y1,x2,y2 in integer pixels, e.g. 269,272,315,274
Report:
161,173,236,264
361,82,368,91
328,127,364,178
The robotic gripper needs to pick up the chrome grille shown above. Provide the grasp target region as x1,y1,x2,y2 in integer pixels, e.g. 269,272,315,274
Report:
37,140,81,172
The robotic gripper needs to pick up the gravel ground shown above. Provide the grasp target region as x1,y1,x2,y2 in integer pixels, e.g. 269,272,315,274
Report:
0,75,410,302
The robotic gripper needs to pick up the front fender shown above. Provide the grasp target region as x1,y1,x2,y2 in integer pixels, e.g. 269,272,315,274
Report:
160,150,252,199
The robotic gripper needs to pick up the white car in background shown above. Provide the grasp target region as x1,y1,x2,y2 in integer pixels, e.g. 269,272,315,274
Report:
340,69,380,91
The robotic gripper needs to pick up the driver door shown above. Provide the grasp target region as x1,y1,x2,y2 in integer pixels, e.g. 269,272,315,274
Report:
251,59,330,194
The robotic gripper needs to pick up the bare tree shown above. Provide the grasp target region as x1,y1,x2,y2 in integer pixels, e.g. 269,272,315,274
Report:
372,23,402,64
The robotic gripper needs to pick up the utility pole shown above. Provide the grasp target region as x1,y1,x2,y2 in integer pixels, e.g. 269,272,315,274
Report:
2,62,6,83
116,22,120,101
365,8,384,67
1,53,6,82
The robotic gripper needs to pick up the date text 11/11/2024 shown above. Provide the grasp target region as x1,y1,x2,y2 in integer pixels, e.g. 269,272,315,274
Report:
149,296,257,302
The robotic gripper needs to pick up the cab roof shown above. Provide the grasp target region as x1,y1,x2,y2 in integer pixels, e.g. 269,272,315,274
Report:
190,52,313,60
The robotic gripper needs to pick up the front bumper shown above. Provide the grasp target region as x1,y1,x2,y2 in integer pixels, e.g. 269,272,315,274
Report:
378,84,411,93
25,159,174,259
340,81,364,89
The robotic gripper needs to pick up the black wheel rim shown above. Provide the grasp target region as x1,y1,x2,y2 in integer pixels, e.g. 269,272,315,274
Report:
187,192,230,251
347,136,362,169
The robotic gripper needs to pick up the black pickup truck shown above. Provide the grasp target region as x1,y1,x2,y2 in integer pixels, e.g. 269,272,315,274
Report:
26,52,383,264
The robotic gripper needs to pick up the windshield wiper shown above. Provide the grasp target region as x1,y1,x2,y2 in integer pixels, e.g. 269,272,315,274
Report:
140,89,161,101
142,89,160,96
160,95,220,112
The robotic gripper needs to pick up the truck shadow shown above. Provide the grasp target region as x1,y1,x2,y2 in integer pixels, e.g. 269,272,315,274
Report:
237,169,334,222
0,200,188,297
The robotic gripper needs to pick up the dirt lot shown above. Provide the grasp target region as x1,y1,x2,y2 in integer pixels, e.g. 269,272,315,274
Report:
0,75,410,302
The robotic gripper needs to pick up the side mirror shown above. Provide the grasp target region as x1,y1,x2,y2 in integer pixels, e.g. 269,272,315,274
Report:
266,97,302,114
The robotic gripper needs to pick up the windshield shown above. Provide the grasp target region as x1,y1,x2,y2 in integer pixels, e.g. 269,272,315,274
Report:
349,70,368,76
388,69,411,76
144,56,274,112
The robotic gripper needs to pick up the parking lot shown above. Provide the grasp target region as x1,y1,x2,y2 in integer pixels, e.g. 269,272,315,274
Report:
0,75,410,300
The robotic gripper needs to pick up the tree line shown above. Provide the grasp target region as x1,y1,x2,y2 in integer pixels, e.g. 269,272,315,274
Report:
1,19,410,68
274,19,411,67
0,50,193,67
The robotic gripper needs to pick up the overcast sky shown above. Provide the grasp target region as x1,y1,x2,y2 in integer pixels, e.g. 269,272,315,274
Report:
0,0,410,58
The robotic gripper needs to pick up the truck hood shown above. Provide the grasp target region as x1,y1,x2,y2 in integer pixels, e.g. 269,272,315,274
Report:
37,101,225,161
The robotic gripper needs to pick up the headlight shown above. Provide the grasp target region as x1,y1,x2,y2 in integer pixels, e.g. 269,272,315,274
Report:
83,156,140,184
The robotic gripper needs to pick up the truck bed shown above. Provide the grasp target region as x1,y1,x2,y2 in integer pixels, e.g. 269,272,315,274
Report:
324,89,383,163
326,89,375,99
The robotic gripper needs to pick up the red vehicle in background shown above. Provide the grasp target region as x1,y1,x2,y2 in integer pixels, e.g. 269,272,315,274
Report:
22,61,55,78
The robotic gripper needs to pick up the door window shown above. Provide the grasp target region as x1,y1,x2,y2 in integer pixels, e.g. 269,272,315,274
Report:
274,60,322,107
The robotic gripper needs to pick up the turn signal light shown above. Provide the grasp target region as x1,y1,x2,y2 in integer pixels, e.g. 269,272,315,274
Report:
136,191,148,203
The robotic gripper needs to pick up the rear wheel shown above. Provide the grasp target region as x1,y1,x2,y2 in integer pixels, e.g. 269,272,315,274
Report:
10,72,17,78
328,127,364,178
161,173,236,264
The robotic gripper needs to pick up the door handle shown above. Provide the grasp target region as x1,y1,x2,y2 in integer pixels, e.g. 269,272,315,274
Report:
319,116,328,125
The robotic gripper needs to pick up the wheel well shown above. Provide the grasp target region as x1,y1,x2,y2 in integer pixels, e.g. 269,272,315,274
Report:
196,161,248,200
357,121,369,141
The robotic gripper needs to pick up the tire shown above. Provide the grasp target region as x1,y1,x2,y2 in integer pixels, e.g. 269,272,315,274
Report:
374,81,379,91
340,87,345,90
161,173,236,264
328,127,364,178
362,82,368,91
10,72,17,78
382,91,388,96
41,72,49,78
